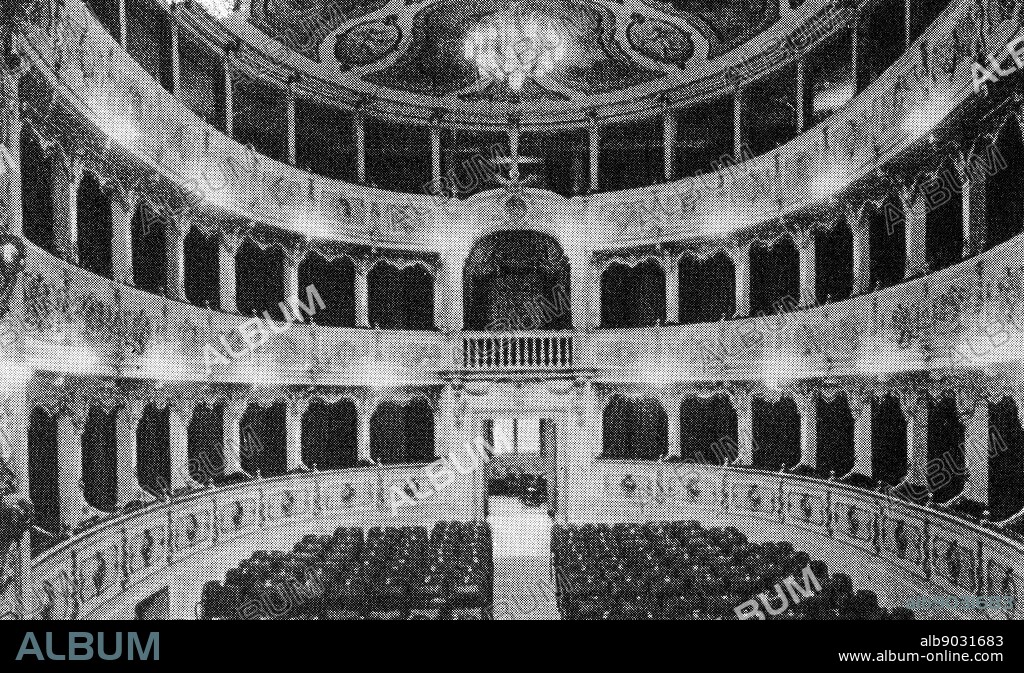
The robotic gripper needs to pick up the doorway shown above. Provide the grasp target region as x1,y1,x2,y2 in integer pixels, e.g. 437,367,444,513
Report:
482,416,557,517
481,415,561,620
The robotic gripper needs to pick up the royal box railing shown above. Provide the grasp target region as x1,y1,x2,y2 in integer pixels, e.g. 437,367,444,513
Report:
462,332,573,370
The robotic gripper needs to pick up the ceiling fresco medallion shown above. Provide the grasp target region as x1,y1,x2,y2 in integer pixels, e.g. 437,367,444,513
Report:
250,0,390,60
625,13,695,68
639,0,778,59
334,14,404,69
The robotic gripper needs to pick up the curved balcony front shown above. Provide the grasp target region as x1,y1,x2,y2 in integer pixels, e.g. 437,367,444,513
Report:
14,0,1015,250
22,227,1024,388
0,465,477,620
1,464,1020,619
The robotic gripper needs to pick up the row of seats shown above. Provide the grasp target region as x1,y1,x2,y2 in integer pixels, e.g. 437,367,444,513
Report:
552,521,915,620
201,521,492,620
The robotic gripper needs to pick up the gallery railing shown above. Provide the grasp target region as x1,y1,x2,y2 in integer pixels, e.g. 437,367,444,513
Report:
0,463,477,619
572,461,1024,619
462,333,573,371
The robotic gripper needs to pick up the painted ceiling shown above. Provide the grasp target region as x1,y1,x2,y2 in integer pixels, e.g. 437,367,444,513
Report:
246,0,780,119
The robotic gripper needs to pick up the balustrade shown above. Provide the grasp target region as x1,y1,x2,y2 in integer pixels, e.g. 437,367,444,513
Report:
462,333,573,370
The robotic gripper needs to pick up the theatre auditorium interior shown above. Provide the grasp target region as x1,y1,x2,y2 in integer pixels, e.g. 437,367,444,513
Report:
0,0,1022,623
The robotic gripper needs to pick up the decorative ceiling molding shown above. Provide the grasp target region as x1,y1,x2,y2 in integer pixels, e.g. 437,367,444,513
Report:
200,0,820,124
625,14,696,68
333,14,403,69
639,0,779,59
359,0,666,100
249,0,390,60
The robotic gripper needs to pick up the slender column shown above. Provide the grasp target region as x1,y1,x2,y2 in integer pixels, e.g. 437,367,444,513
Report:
795,392,818,470
904,0,913,48
568,249,590,330
354,258,370,328
588,117,600,193
437,384,458,463
169,12,181,95
117,0,127,45
508,121,521,183
729,241,752,318
663,106,677,181
57,410,86,531
223,50,234,138
282,246,302,313
903,394,929,490
731,388,754,466
430,120,442,185
285,398,306,472
664,252,680,323
901,184,928,277
588,256,603,330
960,156,988,257
851,11,863,92
111,192,137,285
589,260,604,329
357,395,373,462
168,402,196,491
665,393,682,459
961,400,990,506
3,65,23,239
431,261,445,330
222,399,245,476
285,80,297,166
51,156,82,264
165,220,187,302
571,150,585,196
848,203,871,295
437,251,463,331
796,226,816,308
442,384,480,519
3,63,31,619
795,57,807,133
354,110,367,184
851,394,873,478
219,230,240,313
733,88,747,160
116,400,145,505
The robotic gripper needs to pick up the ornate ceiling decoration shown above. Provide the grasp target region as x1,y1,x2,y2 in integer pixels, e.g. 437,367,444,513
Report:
241,0,780,120
362,0,664,98
642,0,778,59
249,0,390,60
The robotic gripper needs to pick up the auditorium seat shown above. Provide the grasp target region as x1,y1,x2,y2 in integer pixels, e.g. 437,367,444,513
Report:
203,521,493,620
551,521,913,620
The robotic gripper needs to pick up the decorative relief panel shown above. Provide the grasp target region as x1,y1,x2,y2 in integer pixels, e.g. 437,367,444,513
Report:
881,516,925,566
932,534,978,592
219,496,259,535
125,523,168,576
787,490,827,527
173,509,213,554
